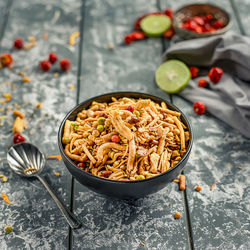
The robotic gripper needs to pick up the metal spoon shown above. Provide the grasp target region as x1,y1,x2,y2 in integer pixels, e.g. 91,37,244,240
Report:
7,142,81,229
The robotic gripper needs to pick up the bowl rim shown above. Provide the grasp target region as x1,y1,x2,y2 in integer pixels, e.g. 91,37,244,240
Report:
58,91,193,184
173,3,233,36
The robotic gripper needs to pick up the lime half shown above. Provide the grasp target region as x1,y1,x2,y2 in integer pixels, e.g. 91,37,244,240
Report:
140,15,171,37
155,60,191,94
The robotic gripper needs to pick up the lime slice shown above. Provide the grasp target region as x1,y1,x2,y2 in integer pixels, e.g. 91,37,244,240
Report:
140,15,171,37
155,60,191,93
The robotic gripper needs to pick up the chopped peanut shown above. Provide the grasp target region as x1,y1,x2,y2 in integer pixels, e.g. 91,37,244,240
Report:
173,179,180,183
13,110,25,118
36,102,43,109
12,117,26,133
195,184,202,192
28,36,36,42
22,77,31,83
24,42,36,50
174,212,181,219
179,175,185,191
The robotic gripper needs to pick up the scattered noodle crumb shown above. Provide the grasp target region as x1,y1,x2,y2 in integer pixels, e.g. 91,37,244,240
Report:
179,175,185,190
28,36,36,42
13,110,25,118
36,102,43,109
69,31,80,46
54,73,59,78
69,84,75,90
195,184,202,192
47,155,62,161
19,72,26,77
140,243,146,247
173,179,179,183
108,44,114,50
54,172,60,176
2,192,13,205
210,183,216,191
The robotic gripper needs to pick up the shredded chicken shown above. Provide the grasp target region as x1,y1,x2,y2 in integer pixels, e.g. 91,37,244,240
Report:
150,153,160,173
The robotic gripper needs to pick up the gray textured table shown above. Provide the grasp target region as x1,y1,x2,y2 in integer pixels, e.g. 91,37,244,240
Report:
0,0,249,249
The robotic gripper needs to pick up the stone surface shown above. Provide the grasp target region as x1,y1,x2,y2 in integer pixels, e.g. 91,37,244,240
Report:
0,0,81,249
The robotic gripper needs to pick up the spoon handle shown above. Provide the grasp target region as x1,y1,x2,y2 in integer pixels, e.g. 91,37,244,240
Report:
37,175,82,229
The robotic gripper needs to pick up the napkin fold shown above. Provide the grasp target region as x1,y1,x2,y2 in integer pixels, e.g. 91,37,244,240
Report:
164,33,250,138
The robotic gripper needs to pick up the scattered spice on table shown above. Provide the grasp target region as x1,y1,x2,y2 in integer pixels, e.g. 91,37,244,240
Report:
69,84,75,90
54,73,59,78
173,179,180,183
174,211,181,219
19,72,26,77
23,42,37,50
237,166,242,169
12,116,26,133
2,192,13,205
28,36,36,42
140,242,146,247
179,175,186,191
210,183,216,191
108,44,114,50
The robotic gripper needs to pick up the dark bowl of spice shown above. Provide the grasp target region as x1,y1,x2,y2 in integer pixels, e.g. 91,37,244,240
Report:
58,92,193,200
173,3,232,39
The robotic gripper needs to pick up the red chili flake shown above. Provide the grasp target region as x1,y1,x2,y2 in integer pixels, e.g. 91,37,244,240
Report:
213,20,225,29
189,66,199,78
198,78,208,88
208,67,224,83
0,54,13,66
40,60,51,72
193,102,205,115
101,170,112,178
164,8,173,19
205,14,214,22
13,133,25,144
14,38,24,49
77,162,85,169
99,113,108,118
193,16,205,26
49,52,58,64
60,59,71,71
131,31,146,40
125,105,135,113
163,28,175,39
111,135,120,143
124,34,135,45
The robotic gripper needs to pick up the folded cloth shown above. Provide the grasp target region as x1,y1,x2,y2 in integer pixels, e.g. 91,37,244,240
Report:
163,33,250,138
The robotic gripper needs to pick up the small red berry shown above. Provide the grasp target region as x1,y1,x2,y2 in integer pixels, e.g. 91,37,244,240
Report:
124,34,135,44
164,8,173,19
198,78,208,88
193,16,205,26
101,170,112,178
40,60,51,72
163,28,175,39
208,67,224,83
125,105,135,113
111,135,120,143
193,102,205,115
60,59,71,71
49,52,58,64
14,38,24,49
0,53,13,66
189,66,199,78
13,133,25,144
77,162,85,169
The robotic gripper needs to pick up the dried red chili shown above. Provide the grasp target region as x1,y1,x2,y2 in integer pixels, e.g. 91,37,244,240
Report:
193,102,205,115
208,67,224,83
0,54,13,66
189,66,199,78
198,78,208,88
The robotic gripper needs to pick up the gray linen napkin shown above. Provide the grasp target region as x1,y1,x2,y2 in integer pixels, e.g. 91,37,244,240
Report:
163,33,250,138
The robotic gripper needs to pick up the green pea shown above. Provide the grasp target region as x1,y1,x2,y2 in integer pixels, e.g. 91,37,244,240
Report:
4,225,13,233
97,125,104,132
135,175,145,180
98,117,106,125
133,110,140,117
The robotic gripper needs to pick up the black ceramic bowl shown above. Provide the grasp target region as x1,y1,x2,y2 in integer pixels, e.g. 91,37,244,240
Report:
58,92,193,199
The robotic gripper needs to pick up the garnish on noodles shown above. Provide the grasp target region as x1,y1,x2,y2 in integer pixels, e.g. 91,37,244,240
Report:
62,97,190,181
